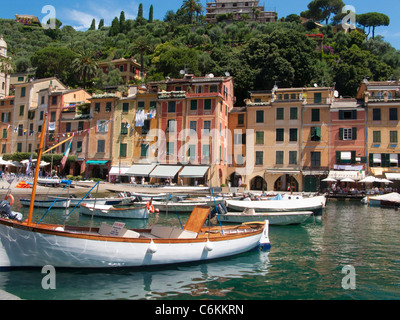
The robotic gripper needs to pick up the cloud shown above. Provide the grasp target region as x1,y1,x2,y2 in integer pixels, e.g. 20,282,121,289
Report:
59,0,138,30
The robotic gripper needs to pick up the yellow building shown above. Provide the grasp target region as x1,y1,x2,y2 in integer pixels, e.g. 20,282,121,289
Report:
357,81,400,177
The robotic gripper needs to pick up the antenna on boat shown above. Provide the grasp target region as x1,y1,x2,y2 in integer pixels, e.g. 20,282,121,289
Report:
27,113,48,226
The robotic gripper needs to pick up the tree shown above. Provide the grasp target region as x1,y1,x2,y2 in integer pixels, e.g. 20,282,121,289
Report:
71,48,99,88
89,19,96,30
98,19,104,29
119,11,126,33
182,0,202,24
149,5,154,23
109,17,120,36
130,36,154,78
357,12,390,39
302,0,344,25
138,3,143,19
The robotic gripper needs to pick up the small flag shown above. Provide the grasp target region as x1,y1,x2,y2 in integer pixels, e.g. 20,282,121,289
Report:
60,139,72,170
26,153,33,175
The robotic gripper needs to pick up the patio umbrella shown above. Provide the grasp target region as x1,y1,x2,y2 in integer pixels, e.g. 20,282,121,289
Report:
359,176,379,183
377,178,393,184
341,178,355,183
322,177,337,182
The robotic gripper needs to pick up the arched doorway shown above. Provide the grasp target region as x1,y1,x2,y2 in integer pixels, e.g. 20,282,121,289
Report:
250,176,267,191
274,175,299,192
229,172,242,187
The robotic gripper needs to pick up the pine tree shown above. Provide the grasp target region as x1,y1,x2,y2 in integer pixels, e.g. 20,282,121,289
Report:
120,11,126,33
98,19,104,29
109,17,120,36
89,18,96,30
138,3,143,19
149,5,154,23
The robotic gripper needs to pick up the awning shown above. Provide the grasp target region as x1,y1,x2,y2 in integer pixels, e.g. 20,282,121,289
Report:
179,166,209,178
109,166,130,175
373,154,381,164
126,163,157,177
385,173,400,180
86,160,108,165
149,165,182,178
328,170,365,181
390,154,398,164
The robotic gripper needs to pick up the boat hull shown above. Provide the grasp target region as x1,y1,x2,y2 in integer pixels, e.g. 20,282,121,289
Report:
149,199,225,213
20,199,71,208
226,196,326,214
48,196,127,207
0,219,269,268
220,211,313,225
79,203,150,219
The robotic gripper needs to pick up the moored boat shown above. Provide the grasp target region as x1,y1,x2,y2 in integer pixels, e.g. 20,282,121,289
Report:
225,195,326,214
219,209,313,225
364,192,400,208
20,198,71,208
79,203,150,219
48,195,130,207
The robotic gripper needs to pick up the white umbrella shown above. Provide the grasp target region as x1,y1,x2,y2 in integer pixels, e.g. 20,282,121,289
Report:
359,176,379,183
341,178,355,183
322,177,337,182
378,178,393,184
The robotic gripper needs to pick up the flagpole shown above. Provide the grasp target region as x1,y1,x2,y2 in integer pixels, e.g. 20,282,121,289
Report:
27,113,47,226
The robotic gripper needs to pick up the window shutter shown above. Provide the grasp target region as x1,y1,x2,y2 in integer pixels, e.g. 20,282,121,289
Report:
339,110,344,119
351,151,356,164
339,128,343,140
352,127,357,140
336,151,341,164
369,154,373,167
352,110,357,119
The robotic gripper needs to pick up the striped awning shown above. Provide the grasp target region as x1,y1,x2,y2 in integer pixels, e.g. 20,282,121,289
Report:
149,165,182,178
179,166,209,178
126,163,157,177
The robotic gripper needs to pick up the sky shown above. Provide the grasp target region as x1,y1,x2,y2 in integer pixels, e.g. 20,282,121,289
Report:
1,0,399,49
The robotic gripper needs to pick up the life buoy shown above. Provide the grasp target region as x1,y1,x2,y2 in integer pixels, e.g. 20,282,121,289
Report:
5,194,14,206
146,202,155,213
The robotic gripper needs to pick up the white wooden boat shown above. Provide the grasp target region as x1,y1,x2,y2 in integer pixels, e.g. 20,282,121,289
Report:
20,198,71,208
225,195,326,214
219,209,313,225
48,196,127,207
0,115,270,268
148,197,225,213
0,205,270,268
37,177,61,186
364,192,400,207
79,203,150,219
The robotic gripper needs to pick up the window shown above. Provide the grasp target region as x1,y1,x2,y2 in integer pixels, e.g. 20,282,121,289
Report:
17,143,22,152
373,108,381,120
105,102,112,112
150,101,157,109
202,144,210,159
122,102,129,113
141,144,149,157
76,141,82,153
94,103,100,113
203,120,211,135
168,101,176,113
290,107,298,120
21,87,26,97
339,128,357,140
78,121,84,131
238,113,244,125
66,123,71,132
97,140,105,153
389,108,398,121
40,111,44,120
390,131,398,143
311,108,320,121
311,152,321,167
142,120,150,135
19,105,24,116
2,144,6,153
255,151,263,165
51,96,57,105
18,124,23,136
166,142,174,156
96,120,108,133
167,119,175,132
121,122,128,135
276,108,284,120
289,128,298,142
188,144,196,160
314,93,322,104
289,151,297,165
256,110,264,123
204,99,211,110
210,85,218,93
50,112,56,122
2,129,7,139
276,151,284,165
373,131,381,143
256,131,264,145
276,128,284,142
310,127,321,141
120,143,127,157
190,100,197,110
190,121,197,134
138,101,145,109
339,110,357,119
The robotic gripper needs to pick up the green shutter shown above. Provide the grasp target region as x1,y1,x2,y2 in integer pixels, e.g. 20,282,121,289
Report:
336,151,341,164
352,127,357,140
339,128,344,140
369,154,374,167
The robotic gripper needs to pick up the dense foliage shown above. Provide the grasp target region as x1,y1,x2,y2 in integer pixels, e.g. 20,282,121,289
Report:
0,0,398,104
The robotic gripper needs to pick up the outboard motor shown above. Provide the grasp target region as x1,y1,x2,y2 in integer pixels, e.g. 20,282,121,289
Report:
0,200,23,222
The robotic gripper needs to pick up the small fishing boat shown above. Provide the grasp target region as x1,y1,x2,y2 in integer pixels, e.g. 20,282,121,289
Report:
363,192,400,208
219,209,313,225
47,196,130,207
147,197,225,213
20,198,71,208
79,203,150,219
225,195,326,214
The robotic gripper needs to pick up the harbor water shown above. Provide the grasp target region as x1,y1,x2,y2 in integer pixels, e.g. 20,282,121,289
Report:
0,200,399,300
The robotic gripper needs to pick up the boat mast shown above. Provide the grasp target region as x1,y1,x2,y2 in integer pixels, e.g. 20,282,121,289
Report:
27,113,47,226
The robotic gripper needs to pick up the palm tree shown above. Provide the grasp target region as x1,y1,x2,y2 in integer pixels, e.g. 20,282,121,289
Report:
182,0,201,25
72,49,98,89
130,36,154,79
